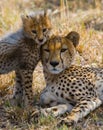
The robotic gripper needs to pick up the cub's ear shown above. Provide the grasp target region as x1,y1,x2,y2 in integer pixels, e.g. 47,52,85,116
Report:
21,14,31,24
66,31,80,47
44,9,52,17
44,10,48,17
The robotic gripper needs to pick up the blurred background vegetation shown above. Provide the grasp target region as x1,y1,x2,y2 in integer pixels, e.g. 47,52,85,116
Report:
0,0,103,33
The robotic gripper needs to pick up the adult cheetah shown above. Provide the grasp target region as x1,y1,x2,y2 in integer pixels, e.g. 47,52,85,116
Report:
0,10,52,107
39,31,103,126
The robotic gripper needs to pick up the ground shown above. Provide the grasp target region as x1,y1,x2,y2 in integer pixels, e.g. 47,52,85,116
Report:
0,0,103,130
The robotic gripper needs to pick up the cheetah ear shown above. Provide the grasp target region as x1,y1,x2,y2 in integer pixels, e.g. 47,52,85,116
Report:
44,10,48,17
21,14,31,24
44,9,52,17
66,31,80,47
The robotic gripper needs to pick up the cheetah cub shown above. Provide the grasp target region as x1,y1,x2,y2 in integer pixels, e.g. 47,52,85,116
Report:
40,31,103,126
0,11,52,107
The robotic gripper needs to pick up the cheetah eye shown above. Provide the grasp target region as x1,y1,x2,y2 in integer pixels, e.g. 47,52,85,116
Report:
61,48,68,52
44,49,50,52
32,30,36,34
43,28,47,32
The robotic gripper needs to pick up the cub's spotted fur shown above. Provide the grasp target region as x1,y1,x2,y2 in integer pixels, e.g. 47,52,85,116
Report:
0,11,52,107
39,31,103,126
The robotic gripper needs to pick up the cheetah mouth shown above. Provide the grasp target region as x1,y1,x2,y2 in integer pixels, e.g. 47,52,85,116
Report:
50,68,62,74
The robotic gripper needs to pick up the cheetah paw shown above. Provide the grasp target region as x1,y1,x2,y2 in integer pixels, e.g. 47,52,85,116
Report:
57,119,76,127
9,98,19,106
27,107,41,123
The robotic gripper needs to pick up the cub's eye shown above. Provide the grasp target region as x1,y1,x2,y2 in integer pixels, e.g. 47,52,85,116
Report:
44,49,50,52
61,48,68,52
32,30,36,34
43,28,47,32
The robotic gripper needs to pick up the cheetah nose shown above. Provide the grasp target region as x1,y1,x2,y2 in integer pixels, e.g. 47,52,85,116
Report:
50,61,59,67
38,38,43,42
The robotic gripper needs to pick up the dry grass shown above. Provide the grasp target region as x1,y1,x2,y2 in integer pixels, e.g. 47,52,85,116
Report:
0,0,103,130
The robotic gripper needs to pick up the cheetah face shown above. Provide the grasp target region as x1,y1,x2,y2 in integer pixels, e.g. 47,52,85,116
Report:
41,31,80,74
22,11,52,45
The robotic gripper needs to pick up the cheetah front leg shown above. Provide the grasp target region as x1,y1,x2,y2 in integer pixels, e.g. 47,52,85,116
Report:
58,97,102,127
10,70,23,106
42,104,74,117
21,69,34,107
40,89,74,117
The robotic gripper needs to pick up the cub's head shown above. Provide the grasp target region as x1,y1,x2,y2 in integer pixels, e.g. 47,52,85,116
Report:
21,10,52,45
41,31,80,74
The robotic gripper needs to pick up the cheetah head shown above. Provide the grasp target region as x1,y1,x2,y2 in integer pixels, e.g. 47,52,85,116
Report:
41,31,80,74
21,10,52,45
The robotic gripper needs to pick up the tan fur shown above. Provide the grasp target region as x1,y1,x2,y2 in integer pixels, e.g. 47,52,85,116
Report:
0,11,52,107
39,31,103,127
41,31,79,74
22,12,52,44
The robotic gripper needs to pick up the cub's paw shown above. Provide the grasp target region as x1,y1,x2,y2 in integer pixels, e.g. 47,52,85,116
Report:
9,98,19,106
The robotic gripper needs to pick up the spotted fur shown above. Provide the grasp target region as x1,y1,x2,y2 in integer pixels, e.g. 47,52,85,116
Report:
40,31,103,126
0,10,52,107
